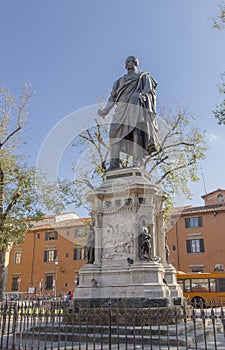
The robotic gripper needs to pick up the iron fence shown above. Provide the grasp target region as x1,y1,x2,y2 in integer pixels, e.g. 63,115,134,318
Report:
0,299,225,349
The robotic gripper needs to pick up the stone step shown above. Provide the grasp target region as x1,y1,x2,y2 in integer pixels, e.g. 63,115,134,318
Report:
17,328,222,347
30,319,213,336
20,322,223,347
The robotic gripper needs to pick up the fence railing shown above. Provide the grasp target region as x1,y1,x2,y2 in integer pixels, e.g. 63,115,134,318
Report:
0,299,225,349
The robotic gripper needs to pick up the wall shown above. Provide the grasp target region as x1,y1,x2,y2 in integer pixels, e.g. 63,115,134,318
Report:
6,217,90,298
167,205,225,273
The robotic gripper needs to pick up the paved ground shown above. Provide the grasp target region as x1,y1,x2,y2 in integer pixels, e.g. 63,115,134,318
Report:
1,317,225,349
2,337,225,350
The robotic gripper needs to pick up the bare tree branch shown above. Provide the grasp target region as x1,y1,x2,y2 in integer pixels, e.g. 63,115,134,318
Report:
0,87,30,148
75,179,94,189
3,192,22,219
0,126,21,148
156,158,196,184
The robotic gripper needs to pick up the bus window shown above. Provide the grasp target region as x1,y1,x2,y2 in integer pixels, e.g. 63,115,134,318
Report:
184,279,191,292
191,279,209,292
209,279,215,292
177,272,225,307
216,278,225,292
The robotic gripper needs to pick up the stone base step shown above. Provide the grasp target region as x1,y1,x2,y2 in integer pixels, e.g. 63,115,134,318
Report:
30,319,212,336
20,322,223,347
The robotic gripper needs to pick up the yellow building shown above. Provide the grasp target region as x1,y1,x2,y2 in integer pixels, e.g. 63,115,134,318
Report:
6,213,90,298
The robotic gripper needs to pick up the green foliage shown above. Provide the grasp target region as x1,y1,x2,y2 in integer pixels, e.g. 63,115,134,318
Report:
35,175,82,215
212,0,225,29
146,107,207,205
213,2,225,124
213,73,225,124
0,85,33,250
0,86,78,253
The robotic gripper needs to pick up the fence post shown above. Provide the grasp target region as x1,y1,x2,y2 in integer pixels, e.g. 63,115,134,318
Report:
108,297,112,350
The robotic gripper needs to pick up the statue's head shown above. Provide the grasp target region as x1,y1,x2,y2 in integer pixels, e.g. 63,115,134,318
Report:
125,56,139,69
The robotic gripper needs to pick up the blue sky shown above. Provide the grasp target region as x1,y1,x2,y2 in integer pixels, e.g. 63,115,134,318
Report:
1,0,225,216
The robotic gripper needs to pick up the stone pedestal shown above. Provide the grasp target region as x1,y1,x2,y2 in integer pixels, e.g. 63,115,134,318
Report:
74,167,182,306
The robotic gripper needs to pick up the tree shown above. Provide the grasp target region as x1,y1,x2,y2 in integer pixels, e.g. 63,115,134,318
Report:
72,106,207,211
212,0,225,30
214,73,225,125
213,1,225,124
0,85,75,301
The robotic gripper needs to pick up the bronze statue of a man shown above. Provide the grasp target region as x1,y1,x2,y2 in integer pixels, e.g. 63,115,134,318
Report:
98,56,158,170
138,227,152,261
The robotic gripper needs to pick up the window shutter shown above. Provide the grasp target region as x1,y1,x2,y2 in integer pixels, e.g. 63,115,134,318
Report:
186,240,191,253
44,250,48,262
200,239,205,252
45,232,49,241
54,231,58,240
54,250,57,260
198,217,203,227
185,218,189,228
74,249,78,260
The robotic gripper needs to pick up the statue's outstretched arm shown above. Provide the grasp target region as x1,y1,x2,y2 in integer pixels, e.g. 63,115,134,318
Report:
98,101,115,117
98,79,119,117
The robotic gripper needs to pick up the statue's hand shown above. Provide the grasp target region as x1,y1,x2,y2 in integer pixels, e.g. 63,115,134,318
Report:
139,93,147,104
98,108,107,118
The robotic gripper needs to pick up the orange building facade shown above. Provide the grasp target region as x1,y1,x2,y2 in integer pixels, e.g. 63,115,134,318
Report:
167,189,225,273
6,213,90,298
7,188,225,296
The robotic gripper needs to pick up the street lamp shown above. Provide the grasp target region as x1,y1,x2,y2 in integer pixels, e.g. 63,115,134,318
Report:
54,257,58,299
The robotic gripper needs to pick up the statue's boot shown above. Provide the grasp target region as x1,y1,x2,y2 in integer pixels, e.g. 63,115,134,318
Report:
147,143,157,155
107,158,120,171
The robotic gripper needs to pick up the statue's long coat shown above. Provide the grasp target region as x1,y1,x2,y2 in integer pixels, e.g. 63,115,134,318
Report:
108,71,158,156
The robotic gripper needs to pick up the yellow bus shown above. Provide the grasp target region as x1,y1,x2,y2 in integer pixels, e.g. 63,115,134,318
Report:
177,270,225,307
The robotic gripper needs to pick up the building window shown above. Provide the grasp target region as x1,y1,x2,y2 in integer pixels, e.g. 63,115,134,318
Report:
185,217,202,228
45,231,58,241
65,253,69,258
74,228,86,238
186,239,205,253
45,274,54,290
73,248,87,260
14,251,22,264
11,276,20,291
44,249,57,262
74,229,80,238
217,194,224,202
172,245,176,251
191,268,204,273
